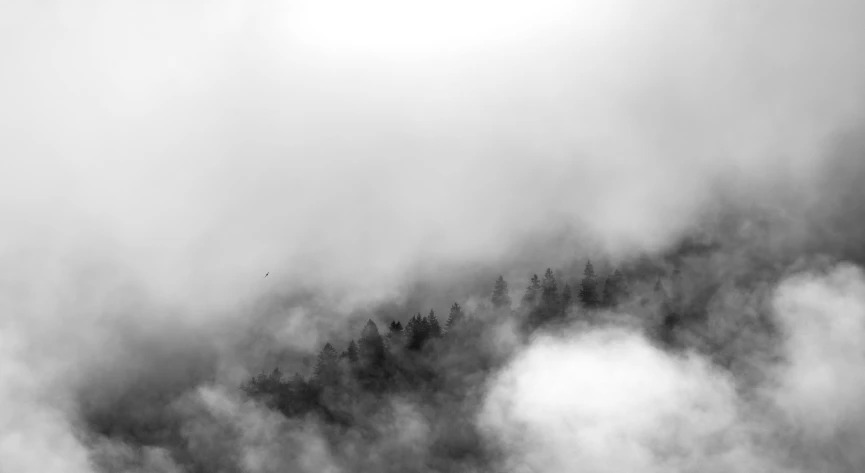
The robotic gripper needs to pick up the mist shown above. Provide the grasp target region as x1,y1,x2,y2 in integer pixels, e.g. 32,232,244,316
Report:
479,264,865,473
2,0,865,471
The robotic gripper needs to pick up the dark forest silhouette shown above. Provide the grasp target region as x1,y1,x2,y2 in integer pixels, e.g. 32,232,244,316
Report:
78,226,834,473
241,259,675,467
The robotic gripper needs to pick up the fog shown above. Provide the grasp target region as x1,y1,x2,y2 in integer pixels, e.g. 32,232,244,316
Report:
1,0,865,471
479,264,865,473
3,0,864,305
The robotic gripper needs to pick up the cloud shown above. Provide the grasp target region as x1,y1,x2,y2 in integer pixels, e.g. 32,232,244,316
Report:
1,0,865,471
0,354,93,473
764,264,865,471
479,263,865,473
771,265,865,432
477,328,773,473
2,0,865,305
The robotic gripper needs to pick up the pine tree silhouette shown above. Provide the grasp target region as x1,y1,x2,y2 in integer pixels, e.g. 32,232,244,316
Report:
359,320,385,365
561,283,573,310
491,276,511,309
313,343,340,385
541,268,559,308
387,321,403,349
614,269,630,300
358,319,390,392
346,339,359,362
406,313,430,350
579,260,598,308
602,275,616,308
428,310,442,338
269,366,282,382
521,274,542,309
446,302,465,331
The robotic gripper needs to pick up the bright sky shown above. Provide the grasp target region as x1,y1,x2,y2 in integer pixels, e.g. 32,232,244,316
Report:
285,0,587,58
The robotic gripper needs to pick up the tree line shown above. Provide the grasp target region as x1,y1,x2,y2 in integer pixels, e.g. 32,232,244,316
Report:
242,260,638,423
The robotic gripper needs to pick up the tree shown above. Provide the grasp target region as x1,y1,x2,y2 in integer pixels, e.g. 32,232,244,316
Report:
446,302,465,331
313,343,340,386
242,370,272,398
428,310,442,338
541,268,559,308
269,366,282,383
285,372,312,416
525,268,562,326
291,372,305,389
405,313,430,351
602,269,630,308
404,315,416,348
579,260,598,308
562,283,573,309
521,274,542,310
359,319,386,365
602,275,616,308
491,276,511,309
389,320,403,334
387,321,404,350
357,319,389,391
614,269,630,300
346,339,359,362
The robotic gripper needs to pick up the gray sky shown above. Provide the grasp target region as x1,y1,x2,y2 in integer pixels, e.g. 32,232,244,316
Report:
2,0,864,311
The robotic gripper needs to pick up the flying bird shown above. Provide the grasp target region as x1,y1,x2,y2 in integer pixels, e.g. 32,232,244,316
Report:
265,272,269,278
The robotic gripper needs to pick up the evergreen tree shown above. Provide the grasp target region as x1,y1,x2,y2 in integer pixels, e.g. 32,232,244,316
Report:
359,319,386,365
601,269,630,308
389,320,403,334
614,269,630,300
253,371,267,386
287,372,313,416
541,268,559,307
313,343,340,385
346,339,359,362
358,319,389,391
245,367,284,399
579,260,598,308
241,375,261,397
561,283,573,309
406,313,430,351
419,314,431,342
526,268,561,326
387,321,404,349
428,310,442,338
521,274,542,309
602,275,616,308
291,372,305,389
269,366,282,383
404,315,416,348
491,276,511,309
446,302,465,331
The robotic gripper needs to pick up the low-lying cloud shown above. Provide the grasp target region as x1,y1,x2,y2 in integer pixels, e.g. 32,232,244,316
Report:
480,263,865,473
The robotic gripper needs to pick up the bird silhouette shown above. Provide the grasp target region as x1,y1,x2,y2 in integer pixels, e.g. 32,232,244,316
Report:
265,272,269,278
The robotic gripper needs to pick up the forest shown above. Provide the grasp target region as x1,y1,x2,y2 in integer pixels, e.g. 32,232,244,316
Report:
237,258,703,472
